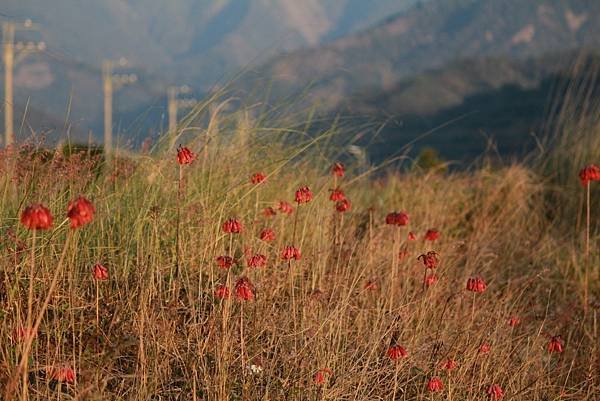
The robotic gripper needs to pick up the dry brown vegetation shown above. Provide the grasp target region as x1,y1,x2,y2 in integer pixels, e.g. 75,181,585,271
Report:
0,103,598,401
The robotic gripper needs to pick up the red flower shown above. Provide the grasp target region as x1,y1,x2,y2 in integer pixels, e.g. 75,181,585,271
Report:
579,164,600,186
332,162,345,177
487,384,504,400
508,316,520,327
427,377,444,392
479,343,491,354
49,365,76,384
424,229,440,241
408,231,417,241
93,263,109,280
222,218,243,234
216,255,235,269
20,204,53,230
295,186,313,204
234,277,254,301
67,196,95,229
424,274,437,287
548,336,563,353
263,207,277,217
259,228,276,242
466,277,487,293
364,280,378,291
282,245,301,261
417,251,439,269
247,254,267,268
314,368,333,385
251,172,266,184
176,145,195,165
385,211,409,226
335,199,351,213
442,359,457,370
278,201,294,215
329,188,346,202
398,250,410,259
387,345,408,360
214,284,230,299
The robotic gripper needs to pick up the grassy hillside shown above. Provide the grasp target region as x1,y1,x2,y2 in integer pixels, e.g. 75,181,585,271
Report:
0,96,598,400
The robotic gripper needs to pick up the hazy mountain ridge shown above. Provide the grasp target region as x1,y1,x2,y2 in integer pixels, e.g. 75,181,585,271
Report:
2,0,600,160
347,52,600,163
252,0,600,109
1,0,418,141
2,0,415,84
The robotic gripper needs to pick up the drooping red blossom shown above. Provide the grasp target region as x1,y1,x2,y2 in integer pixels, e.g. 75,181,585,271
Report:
408,231,417,241
281,245,301,261
424,274,438,287
548,336,563,353
251,172,267,184
418,251,439,269
222,218,243,234
216,255,235,269
67,196,95,229
295,186,313,204
335,199,351,213
263,207,277,217
49,366,76,384
508,316,521,327
466,276,487,293
479,343,491,354
387,345,408,360
329,188,346,202
578,164,600,186
277,201,294,215
176,145,195,165
93,263,109,280
487,384,504,400
214,284,230,299
247,254,267,268
364,280,378,291
234,277,255,301
427,377,444,392
20,204,53,230
385,211,409,226
424,229,440,241
332,162,345,177
314,368,333,385
442,359,457,370
259,228,276,242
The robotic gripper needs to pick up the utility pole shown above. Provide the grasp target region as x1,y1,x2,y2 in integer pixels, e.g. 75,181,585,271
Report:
2,19,44,147
102,60,113,159
3,23,14,147
167,85,196,148
101,57,136,159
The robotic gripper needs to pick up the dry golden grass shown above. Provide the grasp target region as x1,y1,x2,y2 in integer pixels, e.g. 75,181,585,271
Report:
0,110,598,401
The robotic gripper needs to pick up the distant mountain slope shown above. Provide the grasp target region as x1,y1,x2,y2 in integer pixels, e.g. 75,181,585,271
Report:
253,0,600,109
2,0,417,86
1,0,419,141
343,52,600,163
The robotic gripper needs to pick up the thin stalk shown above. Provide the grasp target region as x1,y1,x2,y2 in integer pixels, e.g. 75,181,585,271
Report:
584,181,590,312
22,229,36,401
175,164,183,279
5,231,73,401
389,228,400,313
